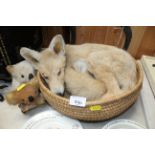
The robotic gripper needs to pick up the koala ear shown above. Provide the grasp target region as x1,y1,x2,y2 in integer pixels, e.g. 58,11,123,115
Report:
49,34,65,55
6,65,14,74
20,47,41,69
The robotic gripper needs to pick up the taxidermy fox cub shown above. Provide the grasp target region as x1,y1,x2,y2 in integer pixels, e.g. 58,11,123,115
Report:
20,35,137,100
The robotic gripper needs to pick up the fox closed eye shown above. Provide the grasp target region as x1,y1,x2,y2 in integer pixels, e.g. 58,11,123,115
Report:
44,76,49,80
57,67,65,76
41,73,49,80
57,70,61,76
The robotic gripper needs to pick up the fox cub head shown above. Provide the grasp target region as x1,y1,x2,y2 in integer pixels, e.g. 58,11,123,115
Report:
20,34,66,95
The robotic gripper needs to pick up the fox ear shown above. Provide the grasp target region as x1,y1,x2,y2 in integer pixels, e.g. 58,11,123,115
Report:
49,34,65,55
20,47,41,69
6,65,14,74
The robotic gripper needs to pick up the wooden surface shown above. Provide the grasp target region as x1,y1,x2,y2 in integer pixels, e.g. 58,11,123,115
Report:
128,26,155,59
41,26,155,59
41,26,70,47
75,26,125,48
41,26,126,49
128,26,146,57
137,27,155,58
41,27,63,47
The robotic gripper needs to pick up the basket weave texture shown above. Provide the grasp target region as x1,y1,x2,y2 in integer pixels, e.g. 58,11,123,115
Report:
37,62,143,121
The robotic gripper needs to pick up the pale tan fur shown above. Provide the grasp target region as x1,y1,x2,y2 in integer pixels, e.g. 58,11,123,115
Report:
20,35,66,95
65,67,106,100
20,35,137,100
64,43,137,99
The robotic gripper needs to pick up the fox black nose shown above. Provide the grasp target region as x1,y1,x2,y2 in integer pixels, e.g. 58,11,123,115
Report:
56,92,63,96
28,96,34,102
29,73,34,80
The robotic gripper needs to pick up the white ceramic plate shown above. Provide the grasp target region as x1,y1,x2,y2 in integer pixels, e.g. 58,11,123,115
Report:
103,119,146,129
23,110,83,129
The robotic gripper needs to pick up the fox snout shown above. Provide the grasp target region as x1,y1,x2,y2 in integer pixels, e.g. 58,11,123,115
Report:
49,84,64,96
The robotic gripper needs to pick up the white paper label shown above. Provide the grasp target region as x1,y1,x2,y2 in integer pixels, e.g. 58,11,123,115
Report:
69,96,86,107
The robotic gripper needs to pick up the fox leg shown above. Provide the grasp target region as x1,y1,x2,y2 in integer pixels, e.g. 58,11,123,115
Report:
87,64,122,98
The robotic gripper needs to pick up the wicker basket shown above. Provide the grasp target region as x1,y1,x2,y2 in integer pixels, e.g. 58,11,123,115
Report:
37,62,143,121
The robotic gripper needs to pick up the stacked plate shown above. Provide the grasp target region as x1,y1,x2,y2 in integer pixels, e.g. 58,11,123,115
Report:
23,110,83,129
103,119,145,129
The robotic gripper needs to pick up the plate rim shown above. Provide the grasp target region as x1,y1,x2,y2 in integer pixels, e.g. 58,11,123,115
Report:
22,110,83,129
102,119,146,129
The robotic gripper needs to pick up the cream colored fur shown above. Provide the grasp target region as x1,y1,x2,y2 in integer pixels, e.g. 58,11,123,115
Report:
65,67,106,100
20,35,137,100
65,43,137,99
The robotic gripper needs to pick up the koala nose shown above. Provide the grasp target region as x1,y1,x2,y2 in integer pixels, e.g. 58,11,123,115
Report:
29,73,34,80
28,96,34,102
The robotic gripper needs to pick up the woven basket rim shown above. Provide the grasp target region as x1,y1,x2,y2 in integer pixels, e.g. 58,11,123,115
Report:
37,61,143,107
